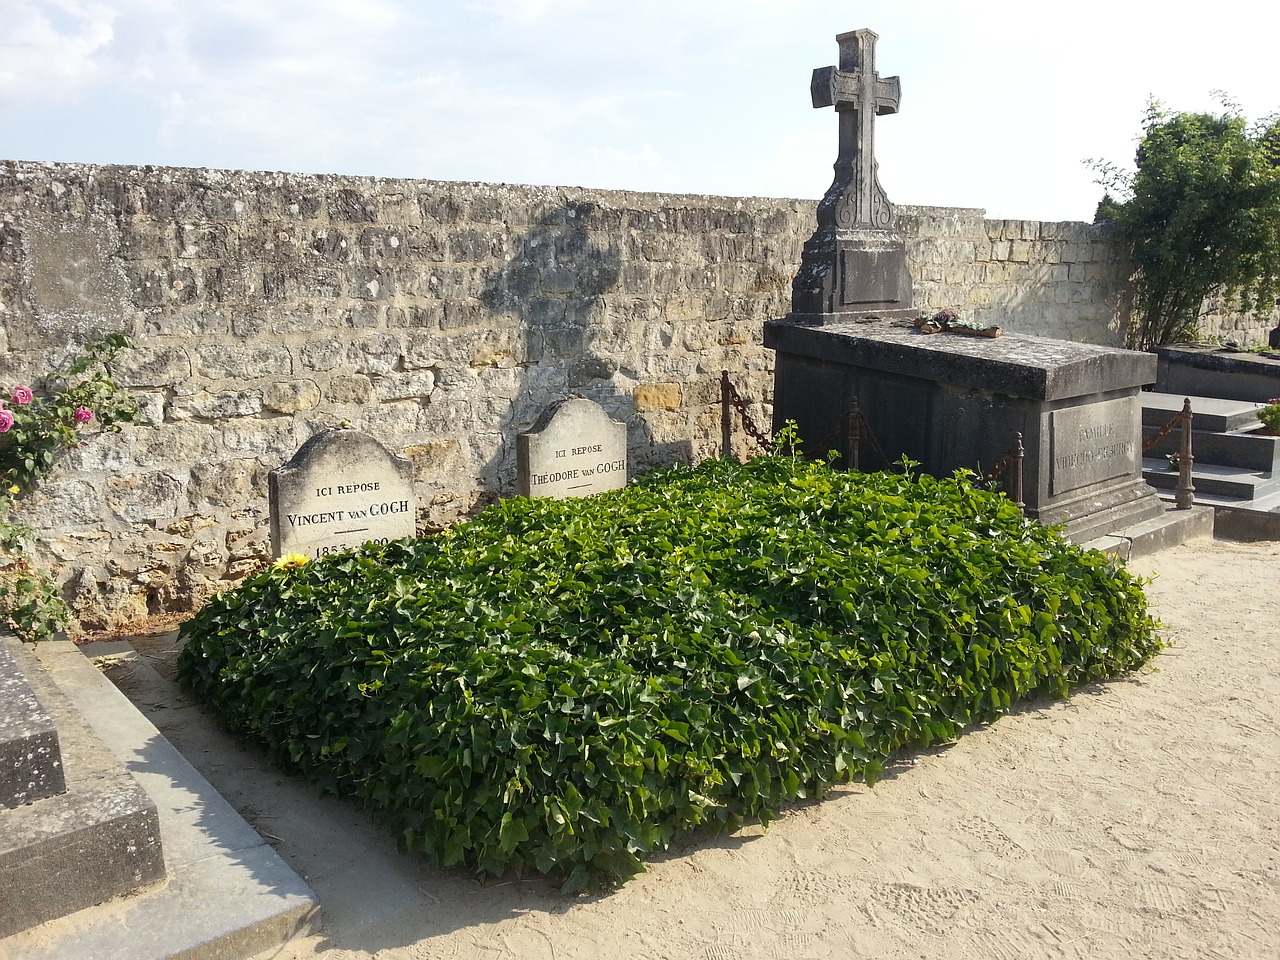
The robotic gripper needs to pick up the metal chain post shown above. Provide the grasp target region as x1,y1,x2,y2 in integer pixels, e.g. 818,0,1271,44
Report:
1175,397,1196,509
1010,432,1025,512
980,431,1025,515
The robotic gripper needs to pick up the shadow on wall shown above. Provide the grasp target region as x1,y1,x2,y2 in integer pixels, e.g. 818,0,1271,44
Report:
477,199,692,493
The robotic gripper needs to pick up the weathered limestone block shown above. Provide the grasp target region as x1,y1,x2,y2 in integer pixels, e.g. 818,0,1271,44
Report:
300,339,346,371
263,379,322,414
354,401,429,435
326,188,377,223
463,330,523,369
170,389,264,421
188,459,269,509
323,373,373,404
340,303,385,329
130,423,220,469
569,356,618,387
106,472,186,523
350,267,395,301
14,479,106,528
111,346,193,387
402,438,461,476
219,419,298,459
347,335,402,374
130,391,165,425
634,383,683,412
233,312,327,337
371,372,436,402
185,537,225,572
194,343,292,380
14,214,135,350
225,524,270,578
307,228,352,263
33,529,112,566
64,433,136,473
68,567,150,631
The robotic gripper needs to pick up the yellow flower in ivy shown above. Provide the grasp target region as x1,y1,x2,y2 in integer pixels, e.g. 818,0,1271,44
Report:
7,485,19,496
272,552,310,570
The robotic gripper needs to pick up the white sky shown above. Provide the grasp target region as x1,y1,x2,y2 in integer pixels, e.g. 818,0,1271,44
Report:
2,1,1277,222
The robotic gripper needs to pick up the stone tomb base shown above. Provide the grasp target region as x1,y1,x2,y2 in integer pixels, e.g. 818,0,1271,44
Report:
765,317,1169,544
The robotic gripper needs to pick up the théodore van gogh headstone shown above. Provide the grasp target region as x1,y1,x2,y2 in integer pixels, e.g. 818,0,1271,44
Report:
269,429,416,559
518,398,627,498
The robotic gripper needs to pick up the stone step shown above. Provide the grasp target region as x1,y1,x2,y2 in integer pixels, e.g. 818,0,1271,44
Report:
1143,426,1279,473
1141,392,1263,433
1081,504,1215,560
1141,459,1280,501
0,641,320,960
0,638,166,939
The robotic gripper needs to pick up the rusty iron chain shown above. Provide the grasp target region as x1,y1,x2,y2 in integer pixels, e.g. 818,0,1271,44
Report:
724,376,774,453
1141,408,1189,453
982,451,1014,484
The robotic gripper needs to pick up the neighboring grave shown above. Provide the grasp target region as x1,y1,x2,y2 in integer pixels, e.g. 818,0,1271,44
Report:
766,26,1211,551
1153,342,1280,403
517,398,628,498
269,429,416,559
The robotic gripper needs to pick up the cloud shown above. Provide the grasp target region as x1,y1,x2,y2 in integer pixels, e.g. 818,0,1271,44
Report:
5,1,1278,220
464,0,591,24
0,0,117,102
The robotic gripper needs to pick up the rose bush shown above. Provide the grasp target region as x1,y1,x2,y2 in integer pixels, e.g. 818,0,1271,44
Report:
1,334,138,641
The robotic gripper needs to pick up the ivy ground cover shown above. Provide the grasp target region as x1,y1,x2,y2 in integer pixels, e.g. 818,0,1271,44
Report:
177,455,1160,890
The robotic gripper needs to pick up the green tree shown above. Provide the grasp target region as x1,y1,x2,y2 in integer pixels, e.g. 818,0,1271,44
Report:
1092,99,1280,349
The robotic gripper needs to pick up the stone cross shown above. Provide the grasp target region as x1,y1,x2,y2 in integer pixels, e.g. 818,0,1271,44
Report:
811,28,900,229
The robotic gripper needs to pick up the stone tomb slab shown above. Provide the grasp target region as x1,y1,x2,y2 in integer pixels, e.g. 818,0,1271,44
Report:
765,317,1167,543
0,638,165,939
0,641,66,808
518,398,628,499
269,428,416,559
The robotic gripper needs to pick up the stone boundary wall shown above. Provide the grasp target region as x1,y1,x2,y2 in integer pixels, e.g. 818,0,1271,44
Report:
0,160,1270,632
899,208,1132,344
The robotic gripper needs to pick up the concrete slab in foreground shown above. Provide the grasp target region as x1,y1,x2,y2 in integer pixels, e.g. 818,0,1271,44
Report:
0,641,320,960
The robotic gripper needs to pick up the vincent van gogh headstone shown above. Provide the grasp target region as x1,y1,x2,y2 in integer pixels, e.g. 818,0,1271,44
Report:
269,429,416,559
517,398,627,499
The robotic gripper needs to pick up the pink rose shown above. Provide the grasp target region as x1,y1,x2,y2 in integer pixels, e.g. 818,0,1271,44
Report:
10,386,32,405
74,406,94,424
0,409,13,433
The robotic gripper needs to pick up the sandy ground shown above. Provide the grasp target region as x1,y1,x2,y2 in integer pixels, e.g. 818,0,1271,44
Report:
110,536,1278,960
